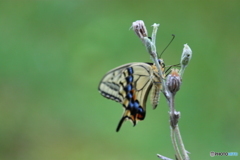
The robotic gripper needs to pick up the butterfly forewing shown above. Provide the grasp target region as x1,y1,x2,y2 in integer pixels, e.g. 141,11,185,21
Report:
98,63,132,103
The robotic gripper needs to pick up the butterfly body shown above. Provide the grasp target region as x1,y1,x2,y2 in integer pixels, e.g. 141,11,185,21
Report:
98,59,165,131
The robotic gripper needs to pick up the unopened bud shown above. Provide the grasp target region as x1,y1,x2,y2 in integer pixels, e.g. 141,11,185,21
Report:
167,69,182,95
181,44,192,67
179,44,192,77
131,20,148,39
152,23,160,28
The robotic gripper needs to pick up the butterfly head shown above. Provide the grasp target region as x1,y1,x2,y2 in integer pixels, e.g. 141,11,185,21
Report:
158,59,165,68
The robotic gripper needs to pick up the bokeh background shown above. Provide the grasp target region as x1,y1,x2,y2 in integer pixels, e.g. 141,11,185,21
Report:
0,1,239,160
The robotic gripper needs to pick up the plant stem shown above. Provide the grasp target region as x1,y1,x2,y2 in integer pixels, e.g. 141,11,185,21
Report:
171,126,182,160
169,95,182,160
175,126,190,160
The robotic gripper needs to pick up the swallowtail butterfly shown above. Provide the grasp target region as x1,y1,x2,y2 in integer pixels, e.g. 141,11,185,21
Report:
98,59,165,132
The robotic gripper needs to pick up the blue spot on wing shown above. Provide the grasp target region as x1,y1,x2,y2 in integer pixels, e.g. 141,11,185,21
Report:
124,84,132,92
127,67,134,75
126,76,133,83
133,101,140,108
126,92,133,100
126,100,141,115
128,102,134,109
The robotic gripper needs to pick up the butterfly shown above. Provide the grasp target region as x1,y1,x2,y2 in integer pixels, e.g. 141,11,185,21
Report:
98,59,166,132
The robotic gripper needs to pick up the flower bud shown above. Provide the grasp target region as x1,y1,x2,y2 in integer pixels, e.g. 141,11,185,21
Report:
151,23,160,28
181,44,192,67
131,20,148,39
179,44,192,77
167,69,182,95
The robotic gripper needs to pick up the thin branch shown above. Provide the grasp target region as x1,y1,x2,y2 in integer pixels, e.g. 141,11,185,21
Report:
157,154,173,160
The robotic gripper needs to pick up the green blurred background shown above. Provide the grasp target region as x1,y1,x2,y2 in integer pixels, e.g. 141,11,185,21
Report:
0,1,239,160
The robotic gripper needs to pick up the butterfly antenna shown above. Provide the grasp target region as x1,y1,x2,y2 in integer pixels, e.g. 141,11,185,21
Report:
165,63,181,76
159,34,175,58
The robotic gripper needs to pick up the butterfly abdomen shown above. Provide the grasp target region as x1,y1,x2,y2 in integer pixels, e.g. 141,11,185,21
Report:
151,83,161,109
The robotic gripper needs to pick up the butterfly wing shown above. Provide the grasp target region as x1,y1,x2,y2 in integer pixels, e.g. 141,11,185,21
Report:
98,63,157,131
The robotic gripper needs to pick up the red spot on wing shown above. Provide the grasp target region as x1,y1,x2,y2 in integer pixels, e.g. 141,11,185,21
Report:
137,114,144,119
